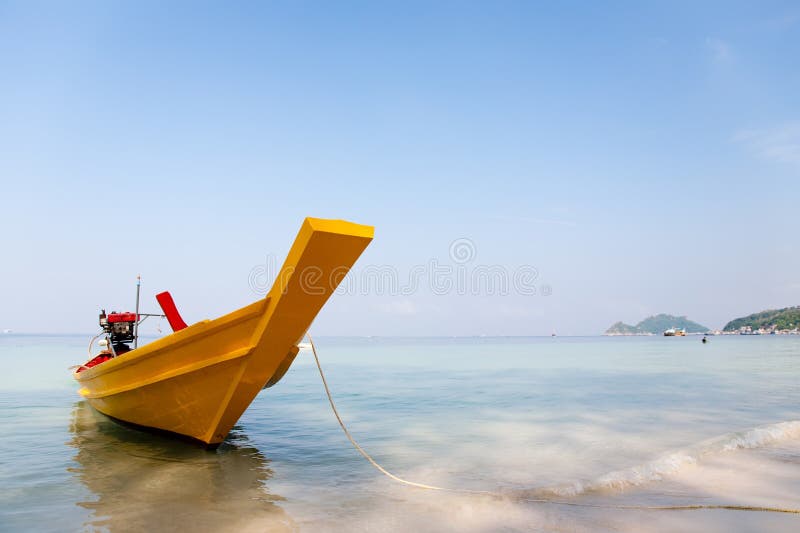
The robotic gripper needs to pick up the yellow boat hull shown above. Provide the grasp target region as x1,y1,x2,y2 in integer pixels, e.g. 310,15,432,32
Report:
73,217,373,446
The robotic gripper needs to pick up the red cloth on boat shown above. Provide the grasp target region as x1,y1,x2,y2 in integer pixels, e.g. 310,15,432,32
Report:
77,351,113,372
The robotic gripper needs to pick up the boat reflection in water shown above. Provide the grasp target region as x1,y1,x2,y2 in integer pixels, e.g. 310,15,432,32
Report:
67,401,294,532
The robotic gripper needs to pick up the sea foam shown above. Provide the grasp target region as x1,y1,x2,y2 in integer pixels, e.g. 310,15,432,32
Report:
529,420,800,497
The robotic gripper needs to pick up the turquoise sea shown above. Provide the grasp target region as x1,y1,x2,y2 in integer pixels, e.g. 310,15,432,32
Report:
2,334,800,532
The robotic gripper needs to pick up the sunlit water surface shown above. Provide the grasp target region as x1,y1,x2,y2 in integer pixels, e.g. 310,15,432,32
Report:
2,334,800,531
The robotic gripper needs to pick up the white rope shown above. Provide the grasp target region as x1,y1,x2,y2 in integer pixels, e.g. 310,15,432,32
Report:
306,334,800,514
307,333,471,492
87,331,104,358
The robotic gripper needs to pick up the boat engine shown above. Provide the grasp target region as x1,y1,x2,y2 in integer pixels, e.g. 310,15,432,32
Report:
99,309,137,354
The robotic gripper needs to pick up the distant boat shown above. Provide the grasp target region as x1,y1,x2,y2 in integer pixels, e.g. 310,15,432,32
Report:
664,328,686,337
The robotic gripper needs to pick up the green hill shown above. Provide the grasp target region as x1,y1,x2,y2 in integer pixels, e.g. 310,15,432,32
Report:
605,314,709,335
723,306,800,332
604,321,640,335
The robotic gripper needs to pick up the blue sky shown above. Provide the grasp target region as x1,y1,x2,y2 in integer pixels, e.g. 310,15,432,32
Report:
1,1,798,335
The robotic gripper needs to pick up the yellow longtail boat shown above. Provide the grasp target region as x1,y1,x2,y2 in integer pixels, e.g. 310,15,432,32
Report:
72,217,373,448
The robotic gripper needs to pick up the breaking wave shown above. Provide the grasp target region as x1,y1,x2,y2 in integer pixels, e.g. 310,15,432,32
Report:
525,420,800,498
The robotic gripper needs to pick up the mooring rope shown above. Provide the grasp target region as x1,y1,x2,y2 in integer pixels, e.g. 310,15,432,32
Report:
306,334,800,514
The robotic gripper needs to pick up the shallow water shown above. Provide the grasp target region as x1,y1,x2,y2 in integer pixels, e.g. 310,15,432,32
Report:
1,334,800,531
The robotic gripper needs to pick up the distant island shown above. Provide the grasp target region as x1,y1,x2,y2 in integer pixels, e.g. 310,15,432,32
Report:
723,306,800,334
605,314,709,336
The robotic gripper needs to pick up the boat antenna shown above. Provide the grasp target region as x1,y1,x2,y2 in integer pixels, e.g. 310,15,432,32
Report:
134,275,141,349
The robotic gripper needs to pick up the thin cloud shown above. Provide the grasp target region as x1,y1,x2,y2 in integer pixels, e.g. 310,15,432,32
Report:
761,10,800,31
492,215,578,228
706,37,733,64
735,122,800,167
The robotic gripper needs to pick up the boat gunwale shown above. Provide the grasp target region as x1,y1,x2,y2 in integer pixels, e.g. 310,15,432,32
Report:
74,298,270,382
78,345,253,399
